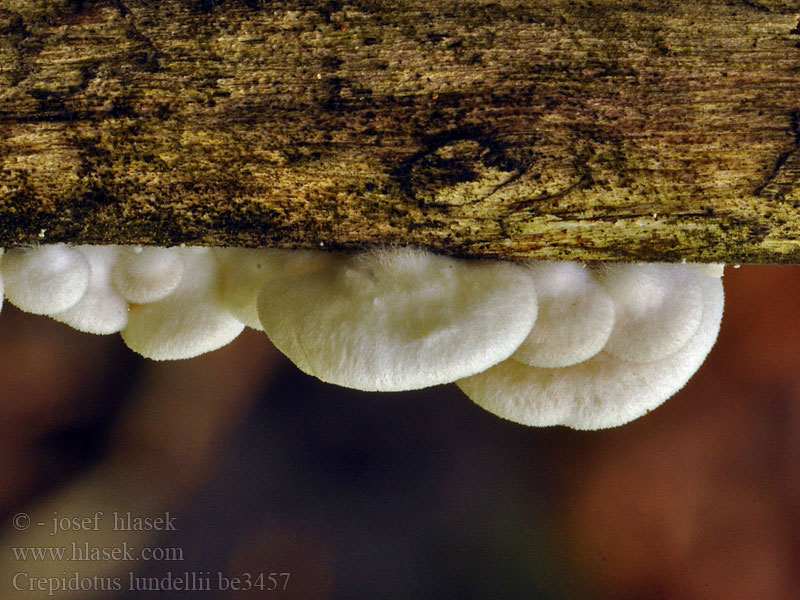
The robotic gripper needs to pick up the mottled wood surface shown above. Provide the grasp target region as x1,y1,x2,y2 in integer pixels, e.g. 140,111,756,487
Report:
1,0,799,262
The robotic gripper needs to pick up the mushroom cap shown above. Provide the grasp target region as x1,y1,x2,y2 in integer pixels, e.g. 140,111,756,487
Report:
0,244,91,315
121,248,245,360
599,263,704,363
214,247,323,330
51,246,129,334
257,246,539,391
512,261,615,368
111,246,184,304
457,266,724,430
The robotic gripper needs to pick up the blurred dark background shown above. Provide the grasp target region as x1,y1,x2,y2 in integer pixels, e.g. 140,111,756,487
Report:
1,265,798,599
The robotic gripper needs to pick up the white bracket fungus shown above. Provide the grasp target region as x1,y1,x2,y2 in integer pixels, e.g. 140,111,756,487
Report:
0,243,725,429
512,262,615,368
2,244,91,315
598,263,704,363
457,265,723,429
256,246,538,391
111,246,184,304
120,248,245,360
52,246,129,334
213,247,324,331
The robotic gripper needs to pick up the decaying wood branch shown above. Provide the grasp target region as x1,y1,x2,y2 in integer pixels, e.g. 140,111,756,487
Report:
1,0,799,262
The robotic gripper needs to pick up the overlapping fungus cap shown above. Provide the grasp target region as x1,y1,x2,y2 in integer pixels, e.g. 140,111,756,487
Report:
256,246,539,391
52,245,129,334
457,264,724,430
0,242,727,429
1,244,91,315
214,247,323,330
599,263,704,362
512,261,615,368
111,246,184,304
121,248,245,360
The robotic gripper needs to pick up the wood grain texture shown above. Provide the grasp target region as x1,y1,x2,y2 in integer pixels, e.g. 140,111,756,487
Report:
1,0,799,262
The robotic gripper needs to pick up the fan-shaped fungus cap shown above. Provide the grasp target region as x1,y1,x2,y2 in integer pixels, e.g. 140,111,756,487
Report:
121,248,245,360
599,263,703,363
512,261,615,368
457,265,724,430
257,246,539,391
0,244,91,315
214,247,323,330
52,245,128,334
111,246,184,304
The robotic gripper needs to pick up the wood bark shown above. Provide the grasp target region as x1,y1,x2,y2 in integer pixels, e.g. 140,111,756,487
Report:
1,0,799,262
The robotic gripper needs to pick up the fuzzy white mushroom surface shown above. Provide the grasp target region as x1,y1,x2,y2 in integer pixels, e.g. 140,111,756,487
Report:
457,265,724,430
512,262,615,368
52,245,129,334
214,247,324,330
256,246,539,391
121,248,245,360
1,244,91,315
0,242,729,430
599,263,704,363
111,246,184,304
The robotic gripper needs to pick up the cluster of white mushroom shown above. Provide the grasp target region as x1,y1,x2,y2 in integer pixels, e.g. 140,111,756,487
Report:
0,244,724,429
0,245,245,359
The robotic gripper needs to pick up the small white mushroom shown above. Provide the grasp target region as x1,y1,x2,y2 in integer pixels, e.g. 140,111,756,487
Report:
0,244,91,315
111,246,184,304
51,245,129,334
121,248,245,360
257,246,539,391
599,263,704,362
214,247,323,330
457,265,724,430
512,261,615,368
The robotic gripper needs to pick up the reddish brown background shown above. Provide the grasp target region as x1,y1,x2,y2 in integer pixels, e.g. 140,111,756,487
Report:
1,265,798,599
